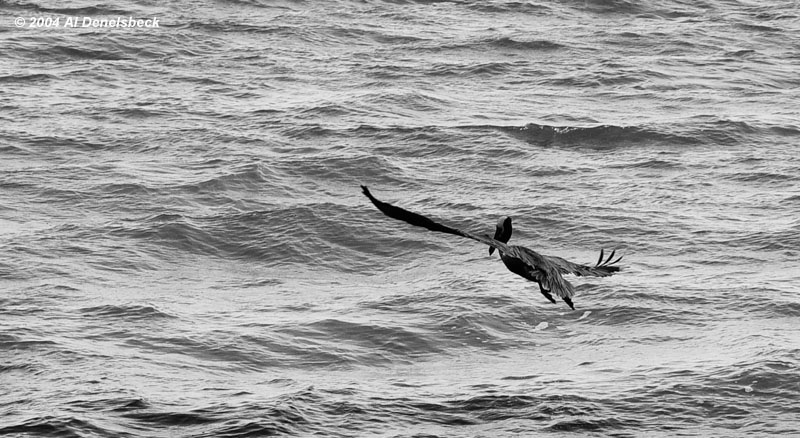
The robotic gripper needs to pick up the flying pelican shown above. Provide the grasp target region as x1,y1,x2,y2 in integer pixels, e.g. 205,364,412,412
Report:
361,186,622,310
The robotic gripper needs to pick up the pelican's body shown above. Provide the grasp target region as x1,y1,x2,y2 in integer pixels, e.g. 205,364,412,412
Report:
361,186,622,309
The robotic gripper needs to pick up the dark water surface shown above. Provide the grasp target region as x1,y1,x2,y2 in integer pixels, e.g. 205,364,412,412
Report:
1,0,799,436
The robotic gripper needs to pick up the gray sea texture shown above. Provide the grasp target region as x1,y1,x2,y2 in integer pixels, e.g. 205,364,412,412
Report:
1,1,799,437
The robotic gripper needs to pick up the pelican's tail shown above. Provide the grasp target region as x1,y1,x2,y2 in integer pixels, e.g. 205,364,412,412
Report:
594,249,623,274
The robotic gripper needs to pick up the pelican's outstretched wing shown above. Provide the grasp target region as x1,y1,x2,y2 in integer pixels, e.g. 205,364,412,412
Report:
508,246,577,302
361,185,511,254
545,249,623,278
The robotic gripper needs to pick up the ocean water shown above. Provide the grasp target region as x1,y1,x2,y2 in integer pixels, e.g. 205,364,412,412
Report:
1,0,799,436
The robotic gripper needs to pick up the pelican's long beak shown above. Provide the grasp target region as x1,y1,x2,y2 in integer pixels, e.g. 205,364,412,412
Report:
489,216,512,256
489,224,501,255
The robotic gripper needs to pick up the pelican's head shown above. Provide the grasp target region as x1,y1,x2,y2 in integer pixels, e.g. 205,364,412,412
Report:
489,216,512,256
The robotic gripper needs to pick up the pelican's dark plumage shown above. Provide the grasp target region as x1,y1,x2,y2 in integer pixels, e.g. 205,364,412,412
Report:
361,186,622,310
